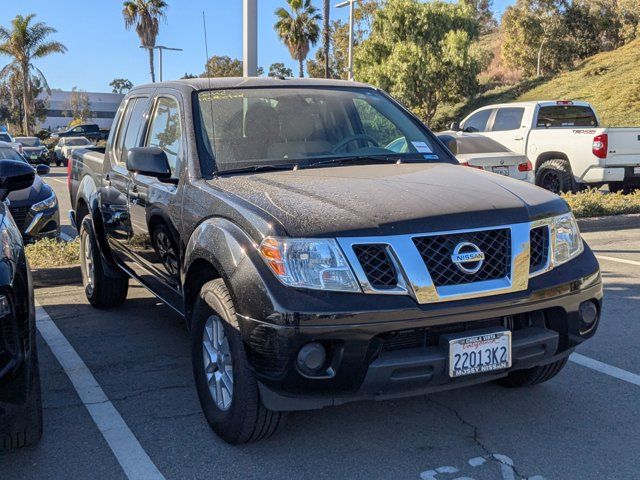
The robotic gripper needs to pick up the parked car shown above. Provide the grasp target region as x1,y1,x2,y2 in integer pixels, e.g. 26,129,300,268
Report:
0,142,59,242
0,132,23,156
15,137,50,166
51,123,104,143
454,100,640,193
437,132,534,183
69,78,602,444
53,136,94,166
0,159,43,451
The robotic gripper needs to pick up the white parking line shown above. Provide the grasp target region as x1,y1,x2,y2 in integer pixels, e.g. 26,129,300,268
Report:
596,255,640,267
570,353,640,387
46,177,67,185
35,304,165,480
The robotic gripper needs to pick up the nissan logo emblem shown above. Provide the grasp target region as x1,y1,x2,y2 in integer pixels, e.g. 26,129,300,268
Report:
451,242,485,274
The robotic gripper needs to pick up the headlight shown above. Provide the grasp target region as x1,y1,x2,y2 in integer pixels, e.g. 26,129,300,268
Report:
258,237,360,292
552,212,583,266
31,192,57,212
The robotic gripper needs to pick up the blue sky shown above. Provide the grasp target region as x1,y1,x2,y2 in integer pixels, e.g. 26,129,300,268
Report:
0,0,513,92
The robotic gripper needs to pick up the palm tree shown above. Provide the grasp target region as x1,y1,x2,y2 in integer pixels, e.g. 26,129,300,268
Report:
122,0,167,83
0,14,66,135
274,0,321,78
323,0,330,78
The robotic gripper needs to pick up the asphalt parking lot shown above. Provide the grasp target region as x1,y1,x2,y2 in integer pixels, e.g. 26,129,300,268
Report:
1,209,639,479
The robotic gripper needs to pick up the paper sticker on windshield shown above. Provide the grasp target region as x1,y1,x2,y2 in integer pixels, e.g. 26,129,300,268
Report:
411,141,433,153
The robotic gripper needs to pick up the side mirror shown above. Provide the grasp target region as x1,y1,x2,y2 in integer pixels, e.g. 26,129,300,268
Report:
126,147,171,180
36,164,50,176
449,121,460,131
437,134,458,156
0,160,35,201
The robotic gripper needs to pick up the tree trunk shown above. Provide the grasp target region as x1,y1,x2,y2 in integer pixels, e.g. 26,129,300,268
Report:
323,0,330,78
537,37,547,77
21,63,31,135
148,48,156,83
299,58,304,78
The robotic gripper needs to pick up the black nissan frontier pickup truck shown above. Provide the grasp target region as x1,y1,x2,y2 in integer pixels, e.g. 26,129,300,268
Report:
68,78,602,444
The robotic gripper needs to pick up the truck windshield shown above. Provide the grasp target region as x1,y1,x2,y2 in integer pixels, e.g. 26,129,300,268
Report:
536,106,598,128
197,87,448,173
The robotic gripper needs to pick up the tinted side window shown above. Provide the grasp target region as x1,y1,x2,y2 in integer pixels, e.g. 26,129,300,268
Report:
492,108,524,132
536,106,598,128
146,97,182,176
113,97,149,163
463,109,492,132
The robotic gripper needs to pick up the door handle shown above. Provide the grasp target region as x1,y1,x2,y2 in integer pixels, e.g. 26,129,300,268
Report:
514,137,524,141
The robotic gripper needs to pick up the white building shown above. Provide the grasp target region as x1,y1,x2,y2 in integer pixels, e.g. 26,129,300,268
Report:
38,90,125,131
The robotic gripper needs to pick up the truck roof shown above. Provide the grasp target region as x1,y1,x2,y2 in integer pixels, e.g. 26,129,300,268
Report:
475,100,593,109
130,77,375,93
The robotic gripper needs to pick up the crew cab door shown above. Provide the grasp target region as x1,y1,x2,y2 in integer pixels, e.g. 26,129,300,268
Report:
126,93,183,306
102,96,150,257
483,106,529,155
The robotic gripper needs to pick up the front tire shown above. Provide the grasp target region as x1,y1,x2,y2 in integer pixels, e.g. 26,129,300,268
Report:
79,218,129,309
495,357,568,388
191,279,286,444
536,159,575,194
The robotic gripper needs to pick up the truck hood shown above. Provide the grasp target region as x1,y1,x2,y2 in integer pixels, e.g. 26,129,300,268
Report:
212,163,569,237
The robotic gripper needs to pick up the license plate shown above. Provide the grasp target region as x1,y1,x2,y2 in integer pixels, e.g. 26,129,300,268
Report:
634,166,640,175
448,331,511,378
492,166,510,176
30,154,38,159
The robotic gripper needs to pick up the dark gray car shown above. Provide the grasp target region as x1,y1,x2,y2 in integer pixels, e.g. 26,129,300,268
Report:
0,143,59,241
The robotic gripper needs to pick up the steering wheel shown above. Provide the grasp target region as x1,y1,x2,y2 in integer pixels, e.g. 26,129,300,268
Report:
331,134,379,153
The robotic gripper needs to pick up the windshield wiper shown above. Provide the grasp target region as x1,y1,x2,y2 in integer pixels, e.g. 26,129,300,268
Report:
218,163,300,175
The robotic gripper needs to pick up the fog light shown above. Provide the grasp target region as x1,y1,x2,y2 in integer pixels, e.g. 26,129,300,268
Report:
297,342,326,373
579,301,598,327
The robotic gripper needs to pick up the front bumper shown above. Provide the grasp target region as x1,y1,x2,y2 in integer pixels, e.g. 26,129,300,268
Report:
20,207,60,242
237,251,602,411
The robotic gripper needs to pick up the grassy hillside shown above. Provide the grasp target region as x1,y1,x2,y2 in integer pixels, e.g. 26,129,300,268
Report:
518,39,640,127
432,39,640,129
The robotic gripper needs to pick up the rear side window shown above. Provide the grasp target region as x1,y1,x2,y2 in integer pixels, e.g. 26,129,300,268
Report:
0,133,10,142
146,97,183,176
463,109,492,133
455,135,511,154
491,108,524,131
536,106,598,128
113,97,149,163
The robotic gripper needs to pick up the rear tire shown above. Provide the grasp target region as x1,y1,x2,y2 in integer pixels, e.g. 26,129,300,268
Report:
495,357,568,388
79,218,128,309
191,279,286,444
536,159,575,194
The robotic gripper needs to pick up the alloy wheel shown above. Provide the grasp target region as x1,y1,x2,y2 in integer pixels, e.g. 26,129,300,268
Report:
155,231,178,276
202,315,234,411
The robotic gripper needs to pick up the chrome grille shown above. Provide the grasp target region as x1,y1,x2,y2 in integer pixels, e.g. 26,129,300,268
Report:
353,245,398,289
413,229,511,287
529,225,549,273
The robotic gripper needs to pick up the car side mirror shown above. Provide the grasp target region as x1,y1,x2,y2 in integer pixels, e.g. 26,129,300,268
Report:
437,134,458,156
126,147,171,180
449,121,460,132
36,164,50,176
0,160,35,201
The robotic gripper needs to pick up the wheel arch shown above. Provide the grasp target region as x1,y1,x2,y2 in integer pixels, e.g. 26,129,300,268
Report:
182,217,255,329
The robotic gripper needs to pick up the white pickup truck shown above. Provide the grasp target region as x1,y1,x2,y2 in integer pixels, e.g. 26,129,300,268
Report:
454,100,640,193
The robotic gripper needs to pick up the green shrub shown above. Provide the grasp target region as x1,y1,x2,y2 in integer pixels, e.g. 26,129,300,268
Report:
563,189,640,218
25,238,79,269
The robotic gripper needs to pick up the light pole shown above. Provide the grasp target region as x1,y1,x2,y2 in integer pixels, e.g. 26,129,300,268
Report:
335,0,357,81
243,0,258,77
139,45,183,82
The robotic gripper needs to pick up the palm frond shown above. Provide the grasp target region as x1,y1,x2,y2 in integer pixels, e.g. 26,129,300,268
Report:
32,41,67,59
